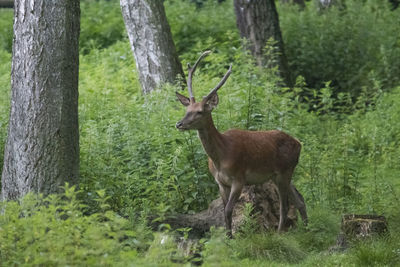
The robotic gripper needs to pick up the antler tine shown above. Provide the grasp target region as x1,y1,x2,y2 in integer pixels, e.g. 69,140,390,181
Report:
187,50,212,102
205,64,232,99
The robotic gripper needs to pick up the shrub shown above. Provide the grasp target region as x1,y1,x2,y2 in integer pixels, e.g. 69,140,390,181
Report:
0,184,153,265
80,0,126,54
165,0,238,56
280,0,400,96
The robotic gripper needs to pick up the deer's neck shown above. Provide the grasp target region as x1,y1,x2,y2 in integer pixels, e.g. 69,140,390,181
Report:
197,115,226,168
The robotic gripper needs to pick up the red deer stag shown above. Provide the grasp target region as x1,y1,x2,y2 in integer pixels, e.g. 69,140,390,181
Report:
176,51,307,236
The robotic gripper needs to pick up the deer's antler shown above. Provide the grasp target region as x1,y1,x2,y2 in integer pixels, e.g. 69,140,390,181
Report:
205,64,232,100
187,50,212,102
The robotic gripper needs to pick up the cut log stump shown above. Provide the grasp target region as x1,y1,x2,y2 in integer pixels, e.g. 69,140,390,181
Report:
342,214,388,239
330,214,388,252
153,181,301,237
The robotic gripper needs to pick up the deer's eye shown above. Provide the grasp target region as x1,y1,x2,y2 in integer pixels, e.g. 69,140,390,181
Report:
197,111,203,115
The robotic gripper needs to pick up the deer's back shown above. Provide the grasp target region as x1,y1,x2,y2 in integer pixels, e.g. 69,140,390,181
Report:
219,129,301,175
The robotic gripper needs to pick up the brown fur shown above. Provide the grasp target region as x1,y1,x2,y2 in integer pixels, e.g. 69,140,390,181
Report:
212,129,302,183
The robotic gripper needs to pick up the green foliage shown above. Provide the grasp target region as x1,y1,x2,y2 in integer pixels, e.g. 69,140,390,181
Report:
230,232,306,263
0,184,153,265
352,237,400,266
80,0,126,54
165,0,238,55
280,0,400,96
0,2,126,55
78,41,217,215
292,205,340,252
76,40,322,216
201,227,305,266
236,203,260,234
200,207,339,266
0,9,13,53
302,233,400,267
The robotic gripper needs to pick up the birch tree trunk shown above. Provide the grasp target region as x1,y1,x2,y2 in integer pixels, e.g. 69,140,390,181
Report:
1,0,80,200
120,0,184,94
234,0,292,86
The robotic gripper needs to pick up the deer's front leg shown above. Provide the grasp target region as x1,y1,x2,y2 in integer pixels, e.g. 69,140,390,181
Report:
224,181,244,237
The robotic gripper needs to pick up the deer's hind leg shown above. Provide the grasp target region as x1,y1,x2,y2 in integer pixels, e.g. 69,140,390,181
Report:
276,171,292,232
290,183,308,225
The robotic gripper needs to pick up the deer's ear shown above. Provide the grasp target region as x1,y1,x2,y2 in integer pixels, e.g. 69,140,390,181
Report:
204,93,219,111
176,92,190,106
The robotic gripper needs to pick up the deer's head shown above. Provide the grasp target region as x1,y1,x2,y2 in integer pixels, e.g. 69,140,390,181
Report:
176,51,232,131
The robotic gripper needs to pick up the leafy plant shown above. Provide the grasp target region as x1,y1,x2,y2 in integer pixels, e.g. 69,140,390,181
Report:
0,184,153,265
280,0,400,97
80,0,126,54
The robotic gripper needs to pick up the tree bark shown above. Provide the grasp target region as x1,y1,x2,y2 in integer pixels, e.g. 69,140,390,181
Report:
120,0,184,94
1,1,80,200
317,0,333,9
234,0,292,86
389,0,400,9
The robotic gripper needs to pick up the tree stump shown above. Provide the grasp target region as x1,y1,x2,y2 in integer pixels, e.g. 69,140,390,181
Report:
156,181,301,237
341,214,388,239
330,214,388,252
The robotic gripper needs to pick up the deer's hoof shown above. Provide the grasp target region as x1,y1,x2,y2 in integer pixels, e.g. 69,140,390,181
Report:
226,230,233,239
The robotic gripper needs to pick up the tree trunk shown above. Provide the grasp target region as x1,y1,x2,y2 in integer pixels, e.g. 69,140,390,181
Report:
389,0,400,10
0,0,13,8
234,0,292,86
120,0,184,94
1,1,80,200
317,0,333,9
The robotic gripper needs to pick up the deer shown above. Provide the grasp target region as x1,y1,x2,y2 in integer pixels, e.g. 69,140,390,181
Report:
175,51,308,237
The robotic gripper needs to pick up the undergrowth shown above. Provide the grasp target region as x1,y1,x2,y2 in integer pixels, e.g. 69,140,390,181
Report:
0,184,152,265
0,0,400,265
280,0,400,95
